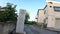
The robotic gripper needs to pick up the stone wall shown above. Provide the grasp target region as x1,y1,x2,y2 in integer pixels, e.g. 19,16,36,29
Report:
0,22,15,34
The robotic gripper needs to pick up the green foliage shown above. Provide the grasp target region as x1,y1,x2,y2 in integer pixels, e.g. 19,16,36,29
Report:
25,21,32,24
25,21,36,25
24,12,36,25
0,3,17,22
24,12,30,24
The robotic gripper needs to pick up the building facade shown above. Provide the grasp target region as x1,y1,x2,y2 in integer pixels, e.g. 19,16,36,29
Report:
37,1,60,29
37,9,45,25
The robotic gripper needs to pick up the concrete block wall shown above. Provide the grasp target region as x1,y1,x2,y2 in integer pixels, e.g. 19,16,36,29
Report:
0,23,15,34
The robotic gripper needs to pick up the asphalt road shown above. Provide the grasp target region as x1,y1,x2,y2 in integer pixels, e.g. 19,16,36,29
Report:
24,24,58,34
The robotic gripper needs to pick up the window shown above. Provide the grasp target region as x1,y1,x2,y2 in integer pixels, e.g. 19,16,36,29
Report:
54,6,60,11
50,6,52,8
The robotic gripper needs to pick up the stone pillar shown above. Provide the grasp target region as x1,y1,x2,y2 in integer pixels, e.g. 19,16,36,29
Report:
16,9,26,34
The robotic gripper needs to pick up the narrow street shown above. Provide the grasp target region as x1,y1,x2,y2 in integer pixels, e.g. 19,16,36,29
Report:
24,24,58,34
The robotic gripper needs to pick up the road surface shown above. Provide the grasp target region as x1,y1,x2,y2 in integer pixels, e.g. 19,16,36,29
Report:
24,24,58,34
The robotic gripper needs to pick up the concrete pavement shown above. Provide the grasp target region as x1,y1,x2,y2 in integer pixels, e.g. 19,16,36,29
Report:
24,24,58,34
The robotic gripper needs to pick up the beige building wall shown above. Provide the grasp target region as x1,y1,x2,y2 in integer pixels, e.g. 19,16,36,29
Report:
37,1,60,29
46,1,60,29
37,9,45,24
46,1,55,28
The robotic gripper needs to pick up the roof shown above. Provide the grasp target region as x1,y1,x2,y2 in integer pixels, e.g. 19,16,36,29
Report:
0,7,5,11
46,1,60,4
0,9,5,11
44,5,47,9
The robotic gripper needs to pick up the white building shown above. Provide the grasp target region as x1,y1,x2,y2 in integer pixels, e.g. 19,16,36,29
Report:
37,1,60,29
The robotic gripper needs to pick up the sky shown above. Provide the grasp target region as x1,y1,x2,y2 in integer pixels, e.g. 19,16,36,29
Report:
0,0,60,21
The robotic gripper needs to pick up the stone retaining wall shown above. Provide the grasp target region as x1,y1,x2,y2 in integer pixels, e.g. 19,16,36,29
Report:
0,22,15,34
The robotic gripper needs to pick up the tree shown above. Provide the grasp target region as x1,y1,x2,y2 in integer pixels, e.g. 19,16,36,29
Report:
0,3,17,22
24,12,30,24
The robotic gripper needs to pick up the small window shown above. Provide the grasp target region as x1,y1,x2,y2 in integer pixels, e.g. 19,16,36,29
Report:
50,6,52,8
54,6,60,11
